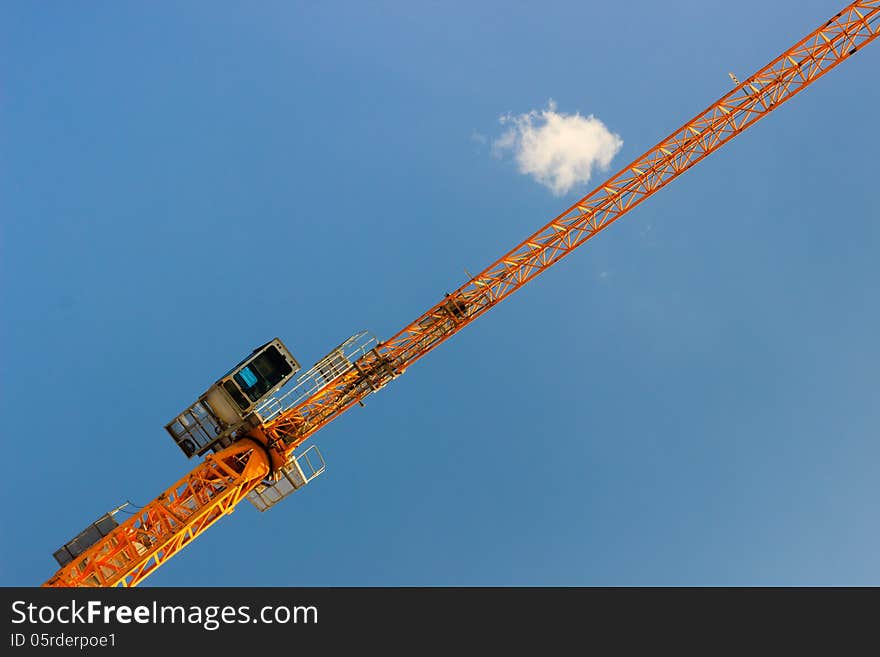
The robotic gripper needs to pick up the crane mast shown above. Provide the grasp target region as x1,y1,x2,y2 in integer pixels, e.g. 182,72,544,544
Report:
44,0,879,587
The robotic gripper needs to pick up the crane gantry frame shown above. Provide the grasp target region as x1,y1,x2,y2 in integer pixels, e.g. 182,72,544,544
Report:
44,0,879,587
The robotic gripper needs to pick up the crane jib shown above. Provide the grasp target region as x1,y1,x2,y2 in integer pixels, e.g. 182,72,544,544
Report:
263,0,880,457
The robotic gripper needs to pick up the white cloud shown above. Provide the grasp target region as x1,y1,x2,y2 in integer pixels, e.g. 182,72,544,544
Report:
492,99,622,196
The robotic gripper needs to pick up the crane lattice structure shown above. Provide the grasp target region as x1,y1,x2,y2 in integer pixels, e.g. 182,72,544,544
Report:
44,0,879,587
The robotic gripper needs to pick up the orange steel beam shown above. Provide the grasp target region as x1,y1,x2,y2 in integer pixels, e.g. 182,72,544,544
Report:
43,1,878,587
44,440,269,587
263,0,880,458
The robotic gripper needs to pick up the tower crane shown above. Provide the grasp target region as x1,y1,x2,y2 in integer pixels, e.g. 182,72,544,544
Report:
44,1,879,587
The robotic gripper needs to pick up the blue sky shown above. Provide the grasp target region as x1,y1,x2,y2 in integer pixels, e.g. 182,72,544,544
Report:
2,1,878,586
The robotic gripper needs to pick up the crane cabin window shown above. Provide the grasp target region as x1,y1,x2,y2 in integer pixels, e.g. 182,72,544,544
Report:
222,380,250,411
233,345,293,402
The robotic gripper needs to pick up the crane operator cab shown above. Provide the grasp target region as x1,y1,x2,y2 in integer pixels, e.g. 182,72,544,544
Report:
165,338,301,457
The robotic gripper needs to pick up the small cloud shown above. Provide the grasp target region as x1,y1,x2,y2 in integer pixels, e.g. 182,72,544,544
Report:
599,270,609,280
470,130,488,145
491,99,622,196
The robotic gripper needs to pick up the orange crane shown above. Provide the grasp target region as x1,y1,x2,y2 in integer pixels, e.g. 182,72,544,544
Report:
44,0,879,587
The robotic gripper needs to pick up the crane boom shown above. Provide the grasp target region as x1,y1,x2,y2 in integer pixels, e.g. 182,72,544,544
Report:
263,0,880,456
44,0,879,587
